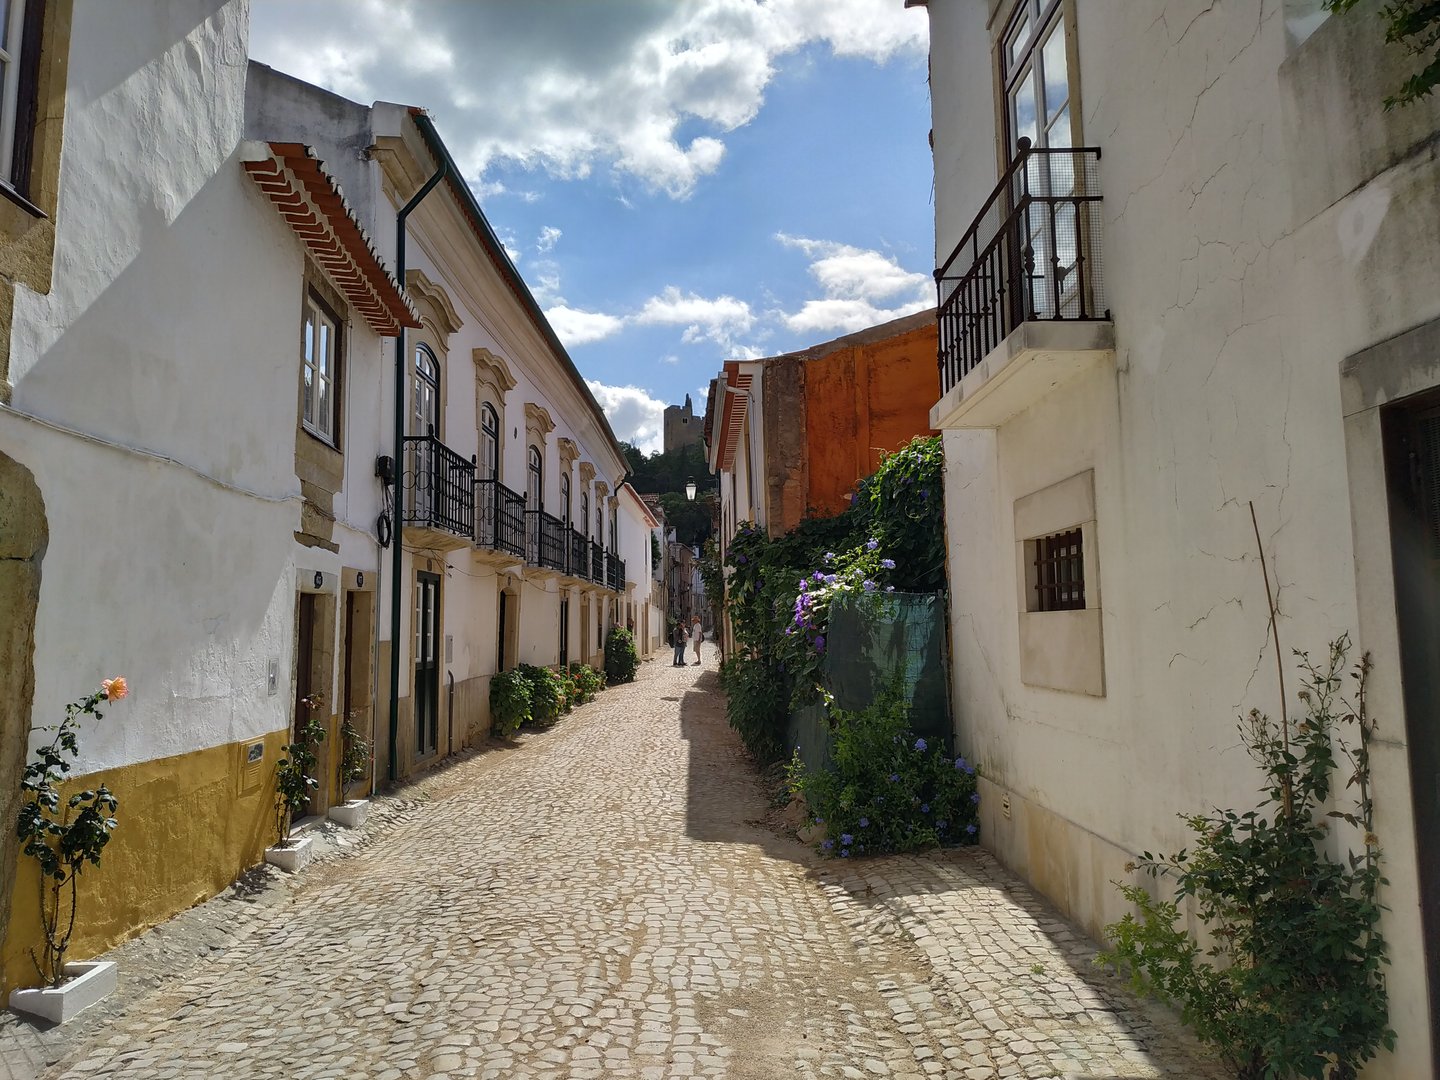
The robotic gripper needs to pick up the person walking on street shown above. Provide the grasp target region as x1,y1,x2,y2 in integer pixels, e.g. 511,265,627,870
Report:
691,616,704,666
672,622,687,667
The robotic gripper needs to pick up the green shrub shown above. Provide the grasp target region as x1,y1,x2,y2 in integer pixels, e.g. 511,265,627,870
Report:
719,657,789,764
569,662,606,700
516,663,564,728
604,626,639,685
788,688,979,858
489,670,531,737
1096,638,1393,1079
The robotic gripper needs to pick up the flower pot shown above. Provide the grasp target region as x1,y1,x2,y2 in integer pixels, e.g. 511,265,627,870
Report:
264,834,314,873
326,799,369,829
9,960,118,1024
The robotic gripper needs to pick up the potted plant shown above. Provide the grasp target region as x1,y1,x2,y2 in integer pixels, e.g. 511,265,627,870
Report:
9,677,129,1024
326,709,371,829
265,693,325,872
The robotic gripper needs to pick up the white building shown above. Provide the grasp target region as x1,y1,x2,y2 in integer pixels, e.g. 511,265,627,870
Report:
0,1,335,991
245,65,635,783
618,482,664,657
0,2,641,994
916,1,1439,1073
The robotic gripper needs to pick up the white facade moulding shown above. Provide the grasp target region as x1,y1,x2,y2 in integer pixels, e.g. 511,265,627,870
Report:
929,320,1116,430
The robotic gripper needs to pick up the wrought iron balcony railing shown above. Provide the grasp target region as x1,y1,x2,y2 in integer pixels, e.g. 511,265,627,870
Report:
935,139,1106,395
590,540,604,584
401,432,475,538
569,528,589,581
525,508,568,572
605,552,624,592
476,478,526,558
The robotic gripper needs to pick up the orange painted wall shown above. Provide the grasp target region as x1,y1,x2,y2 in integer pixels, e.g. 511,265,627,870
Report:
799,320,939,524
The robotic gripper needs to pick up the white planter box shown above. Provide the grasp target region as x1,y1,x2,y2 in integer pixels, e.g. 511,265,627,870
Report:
326,799,369,829
264,835,313,873
9,960,117,1024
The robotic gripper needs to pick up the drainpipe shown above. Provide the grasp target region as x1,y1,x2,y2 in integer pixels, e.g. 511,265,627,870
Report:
387,159,449,784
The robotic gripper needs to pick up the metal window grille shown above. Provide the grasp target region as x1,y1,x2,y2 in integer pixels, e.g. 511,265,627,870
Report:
1033,528,1084,611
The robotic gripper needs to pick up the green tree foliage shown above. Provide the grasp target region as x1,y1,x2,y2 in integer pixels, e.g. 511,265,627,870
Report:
621,441,709,494
1097,638,1393,1079
1328,0,1440,108
658,490,713,547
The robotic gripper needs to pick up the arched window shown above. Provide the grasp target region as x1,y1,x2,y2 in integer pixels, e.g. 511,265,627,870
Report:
560,473,571,530
609,506,618,552
527,445,543,510
412,344,439,436
596,504,603,548
580,490,590,539
479,402,499,482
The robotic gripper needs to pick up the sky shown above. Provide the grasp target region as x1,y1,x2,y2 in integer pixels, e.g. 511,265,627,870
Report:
250,0,937,454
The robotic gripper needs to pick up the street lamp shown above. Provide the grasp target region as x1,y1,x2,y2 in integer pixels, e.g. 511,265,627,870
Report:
685,476,697,501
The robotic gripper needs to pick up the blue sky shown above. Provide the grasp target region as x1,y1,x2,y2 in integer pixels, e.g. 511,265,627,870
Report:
250,1,935,452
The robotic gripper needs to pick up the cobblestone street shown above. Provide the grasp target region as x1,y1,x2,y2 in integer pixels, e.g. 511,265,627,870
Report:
3,649,1222,1079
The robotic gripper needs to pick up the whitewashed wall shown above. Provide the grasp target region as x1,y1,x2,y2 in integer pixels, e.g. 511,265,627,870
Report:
3,0,298,772
926,1,1440,1072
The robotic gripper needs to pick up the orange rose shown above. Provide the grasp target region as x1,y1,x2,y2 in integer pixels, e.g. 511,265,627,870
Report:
102,676,129,701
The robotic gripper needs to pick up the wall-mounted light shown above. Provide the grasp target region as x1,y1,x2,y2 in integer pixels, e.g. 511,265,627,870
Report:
685,477,697,501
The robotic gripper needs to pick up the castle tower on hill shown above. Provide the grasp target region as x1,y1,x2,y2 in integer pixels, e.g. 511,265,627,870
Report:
663,394,702,455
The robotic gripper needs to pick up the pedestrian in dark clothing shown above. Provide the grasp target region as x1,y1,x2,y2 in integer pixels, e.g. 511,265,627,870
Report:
672,623,687,666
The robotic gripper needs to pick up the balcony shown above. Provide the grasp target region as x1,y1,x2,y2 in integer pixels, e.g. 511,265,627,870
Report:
605,552,625,593
401,433,475,552
568,528,590,582
590,540,604,585
525,508,568,574
931,140,1114,430
475,478,526,562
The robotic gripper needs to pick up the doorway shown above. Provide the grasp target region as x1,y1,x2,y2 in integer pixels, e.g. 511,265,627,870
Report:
414,572,440,760
559,596,570,667
1381,388,1440,1063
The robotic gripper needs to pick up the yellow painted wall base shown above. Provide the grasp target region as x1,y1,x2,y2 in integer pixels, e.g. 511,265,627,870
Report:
2,729,288,994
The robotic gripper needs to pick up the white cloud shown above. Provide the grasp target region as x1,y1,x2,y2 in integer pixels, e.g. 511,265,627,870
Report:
586,380,667,454
775,234,932,336
536,226,563,253
546,305,626,347
251,0,927,199
634,286,754,349
660,354,681,365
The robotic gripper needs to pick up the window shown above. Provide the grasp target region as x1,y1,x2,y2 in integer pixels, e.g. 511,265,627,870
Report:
527,445,543,510
560,473,571,530
581,490,590,539
609,507,618,553
1030,528,1084,611
412,344,439,437
479,403,499,481
1001,0,1073,159
301,295,340,443
0,0,43,202
596,505,603,549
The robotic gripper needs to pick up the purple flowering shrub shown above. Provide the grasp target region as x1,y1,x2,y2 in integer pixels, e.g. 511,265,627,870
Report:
787,688,979,858
778,540,900,699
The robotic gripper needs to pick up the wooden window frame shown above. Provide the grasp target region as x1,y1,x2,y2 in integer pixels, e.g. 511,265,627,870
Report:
0,0,45,211
412,342,440,439
479,401,500,483
994,0,1083,168
527,444,543,512
301,289,343,447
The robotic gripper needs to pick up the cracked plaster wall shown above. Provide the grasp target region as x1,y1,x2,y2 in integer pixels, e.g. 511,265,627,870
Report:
927,2,1440,1072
